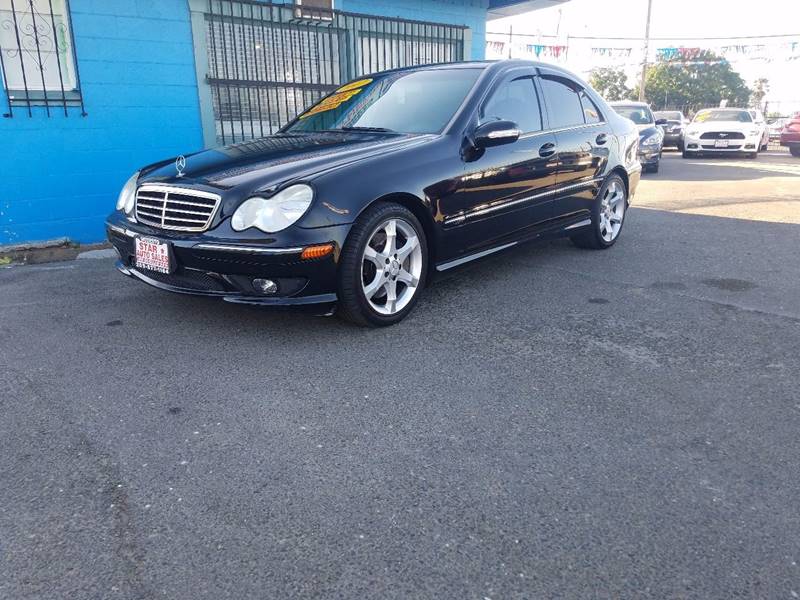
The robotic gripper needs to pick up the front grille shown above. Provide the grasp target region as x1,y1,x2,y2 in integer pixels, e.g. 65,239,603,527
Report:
700,131,745,140
135,185,221,232
701,144,742,150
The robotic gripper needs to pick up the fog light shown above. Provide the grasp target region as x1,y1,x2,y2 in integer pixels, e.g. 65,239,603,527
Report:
253,278,278,294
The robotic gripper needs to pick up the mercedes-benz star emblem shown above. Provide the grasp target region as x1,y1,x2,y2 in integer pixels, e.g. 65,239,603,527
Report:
175,155,186,177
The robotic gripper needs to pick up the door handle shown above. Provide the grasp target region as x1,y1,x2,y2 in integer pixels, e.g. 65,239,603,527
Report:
539,142,556,157
595,133,608,145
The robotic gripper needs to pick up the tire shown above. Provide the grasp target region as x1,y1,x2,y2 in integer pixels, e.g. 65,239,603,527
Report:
337,202,428,327
790,146,800,157
570,174,627,250
650,160,659,173
746,152,758,159
682,150,692,159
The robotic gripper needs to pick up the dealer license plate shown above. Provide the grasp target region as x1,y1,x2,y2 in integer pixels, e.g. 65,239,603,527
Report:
714,139,729,148
135,237,172,274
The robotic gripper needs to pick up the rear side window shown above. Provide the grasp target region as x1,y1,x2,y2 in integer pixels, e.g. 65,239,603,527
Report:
580,91,602,124
540,76,586,129
482,77,543,134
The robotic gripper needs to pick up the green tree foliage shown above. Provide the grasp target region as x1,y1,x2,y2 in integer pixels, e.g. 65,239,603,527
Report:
588,68,633,101
640,51,751,112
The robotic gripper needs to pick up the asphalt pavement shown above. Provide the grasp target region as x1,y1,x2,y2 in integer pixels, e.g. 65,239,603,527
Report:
1,151,799,599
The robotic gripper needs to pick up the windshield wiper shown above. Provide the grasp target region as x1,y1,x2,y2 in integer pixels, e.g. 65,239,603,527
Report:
339,126,398,133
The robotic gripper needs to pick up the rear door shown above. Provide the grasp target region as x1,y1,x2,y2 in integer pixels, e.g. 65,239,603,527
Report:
537,70,611,220
445,69,559,252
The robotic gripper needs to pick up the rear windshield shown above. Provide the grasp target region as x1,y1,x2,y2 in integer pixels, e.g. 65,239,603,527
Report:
693,110,752,123
284,68,481,135
656,111,682,121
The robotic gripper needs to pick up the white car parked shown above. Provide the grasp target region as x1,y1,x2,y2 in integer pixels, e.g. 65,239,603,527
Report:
682,108,764,159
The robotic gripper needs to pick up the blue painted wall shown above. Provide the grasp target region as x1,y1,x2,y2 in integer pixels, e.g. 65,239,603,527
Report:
337,0,489,60
0,0,203,245
0,0,488,245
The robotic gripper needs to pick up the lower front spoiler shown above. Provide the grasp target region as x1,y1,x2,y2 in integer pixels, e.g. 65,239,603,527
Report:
117,261,337,314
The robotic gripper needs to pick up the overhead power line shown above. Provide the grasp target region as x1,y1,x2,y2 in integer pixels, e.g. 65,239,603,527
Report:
486,31,800,41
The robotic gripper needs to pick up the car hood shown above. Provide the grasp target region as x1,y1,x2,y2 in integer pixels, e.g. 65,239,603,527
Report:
138,131,434,194
638,125,662,141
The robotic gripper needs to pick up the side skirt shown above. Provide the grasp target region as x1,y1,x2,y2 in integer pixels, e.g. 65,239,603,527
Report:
434,215,592,272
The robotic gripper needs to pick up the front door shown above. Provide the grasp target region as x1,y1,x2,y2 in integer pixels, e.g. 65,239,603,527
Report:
442,71,560,254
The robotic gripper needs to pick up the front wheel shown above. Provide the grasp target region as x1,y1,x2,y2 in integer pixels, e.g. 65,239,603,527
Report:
570,174,627,250
337,202,427,327
790,146,800,157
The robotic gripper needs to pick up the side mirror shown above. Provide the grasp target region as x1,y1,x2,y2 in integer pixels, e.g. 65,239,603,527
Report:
472,120,521,149
655,118,668,125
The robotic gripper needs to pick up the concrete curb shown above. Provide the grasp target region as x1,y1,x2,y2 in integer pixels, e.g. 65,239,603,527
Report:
0,239,113,266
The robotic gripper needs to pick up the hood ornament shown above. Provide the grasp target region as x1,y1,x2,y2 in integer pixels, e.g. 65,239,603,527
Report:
175,155,186,178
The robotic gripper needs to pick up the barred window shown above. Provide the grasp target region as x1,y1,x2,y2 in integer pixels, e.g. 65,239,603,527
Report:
295,0,333,20
0,0,84,116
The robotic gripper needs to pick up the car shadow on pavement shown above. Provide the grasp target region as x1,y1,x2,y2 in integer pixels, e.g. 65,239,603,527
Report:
653,153,800,182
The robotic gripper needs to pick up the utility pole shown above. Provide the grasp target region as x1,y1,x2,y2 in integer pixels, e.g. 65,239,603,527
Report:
638,0,654,101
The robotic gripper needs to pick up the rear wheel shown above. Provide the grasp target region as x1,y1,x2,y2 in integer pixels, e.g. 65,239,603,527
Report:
570,174,627,250
337,202,427,327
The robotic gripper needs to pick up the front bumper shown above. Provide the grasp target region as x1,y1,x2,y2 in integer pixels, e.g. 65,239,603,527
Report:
106,212,350,309
780,132,800,147
683,135,760,153
638,146,661,166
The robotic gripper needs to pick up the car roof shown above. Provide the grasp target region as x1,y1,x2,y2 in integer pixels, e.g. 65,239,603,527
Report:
357,59,584,80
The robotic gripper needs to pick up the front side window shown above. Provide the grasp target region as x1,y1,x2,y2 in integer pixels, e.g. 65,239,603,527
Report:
481,76,542,133
539,76,585,129
284,68,481,135
0,0,82,114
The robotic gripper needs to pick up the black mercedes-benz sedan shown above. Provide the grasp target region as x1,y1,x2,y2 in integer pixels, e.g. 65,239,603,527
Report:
107,60,641,326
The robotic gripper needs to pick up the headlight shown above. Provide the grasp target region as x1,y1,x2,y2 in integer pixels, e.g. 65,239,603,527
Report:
641,133,661,146
749,129,760,136
231,184,314,233
115,171,139,217
686,130,699,137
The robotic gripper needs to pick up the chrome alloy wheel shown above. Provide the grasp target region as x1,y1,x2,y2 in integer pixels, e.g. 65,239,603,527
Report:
598,179,626,243
361,218,423,315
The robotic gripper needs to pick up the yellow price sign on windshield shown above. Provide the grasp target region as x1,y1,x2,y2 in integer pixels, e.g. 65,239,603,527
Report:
299,78,374,119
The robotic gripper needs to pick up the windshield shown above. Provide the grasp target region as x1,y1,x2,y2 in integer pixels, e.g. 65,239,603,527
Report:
656,111,682,121
693,110,752,123
284,68,481,135
612,105,654,125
